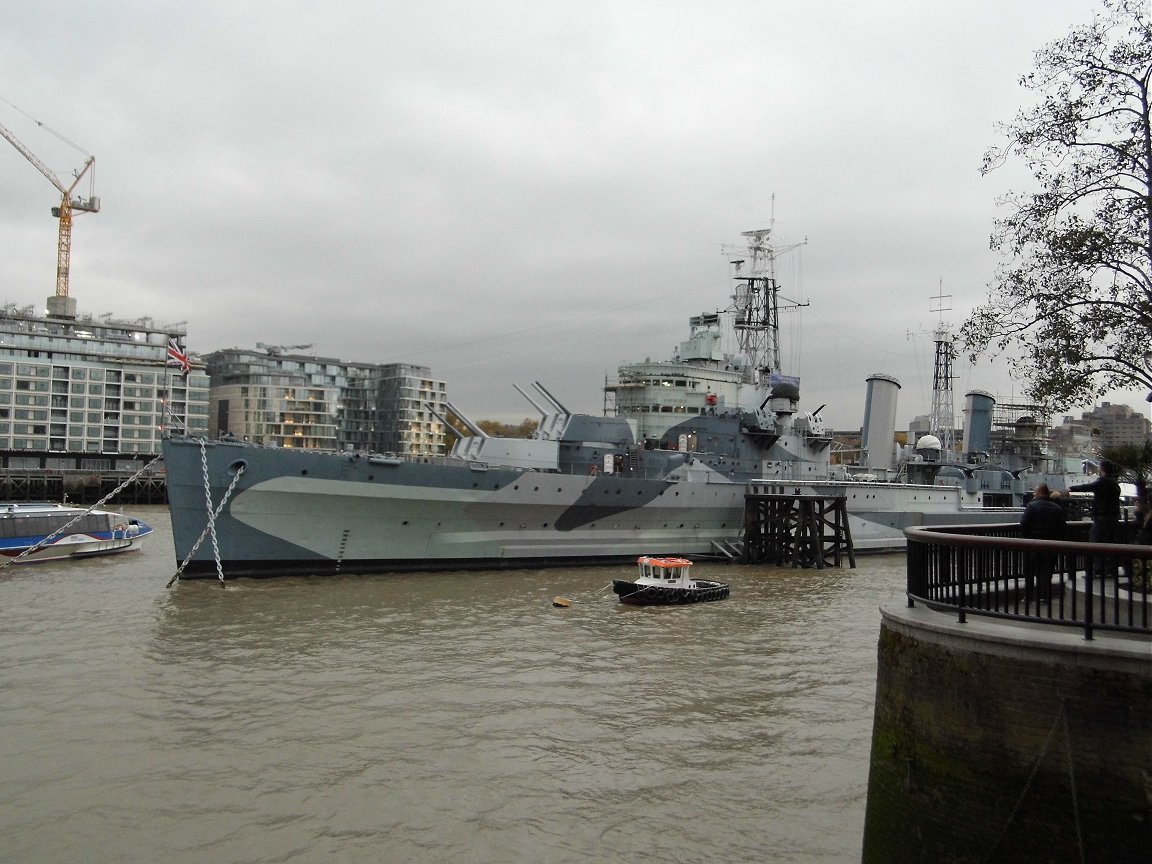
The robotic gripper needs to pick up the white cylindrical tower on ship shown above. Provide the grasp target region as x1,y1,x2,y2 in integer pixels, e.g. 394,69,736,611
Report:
962,390,995,457
862,373,901,472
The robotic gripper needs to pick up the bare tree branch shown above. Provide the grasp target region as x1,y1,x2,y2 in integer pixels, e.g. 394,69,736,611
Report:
963,0,1152,409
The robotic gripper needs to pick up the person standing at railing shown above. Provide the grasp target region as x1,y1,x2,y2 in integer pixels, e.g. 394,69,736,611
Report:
1132,477,1151,541
1126,478,1152,589
1020,483,1067,606
1068,459,1122,577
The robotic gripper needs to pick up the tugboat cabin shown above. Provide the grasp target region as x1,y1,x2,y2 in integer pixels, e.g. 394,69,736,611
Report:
636,556,694,584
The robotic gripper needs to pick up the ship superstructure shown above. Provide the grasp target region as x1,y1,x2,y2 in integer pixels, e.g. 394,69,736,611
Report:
163,229,1042,578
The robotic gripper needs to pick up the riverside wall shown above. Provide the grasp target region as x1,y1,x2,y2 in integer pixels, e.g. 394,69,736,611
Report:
0,470,168,504
862,606,1151,863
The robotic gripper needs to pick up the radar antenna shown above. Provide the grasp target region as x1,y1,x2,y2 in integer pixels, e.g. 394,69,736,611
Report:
724,217,807,385
928,280,956,453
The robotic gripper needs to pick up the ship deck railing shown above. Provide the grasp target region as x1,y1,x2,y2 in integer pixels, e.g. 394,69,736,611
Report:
905,520,1152,639
414,453,737,482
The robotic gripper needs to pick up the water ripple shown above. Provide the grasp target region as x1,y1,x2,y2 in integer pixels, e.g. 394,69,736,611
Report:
0,507,906,863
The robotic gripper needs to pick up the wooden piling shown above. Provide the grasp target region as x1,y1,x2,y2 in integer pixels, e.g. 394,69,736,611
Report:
741,490,855,568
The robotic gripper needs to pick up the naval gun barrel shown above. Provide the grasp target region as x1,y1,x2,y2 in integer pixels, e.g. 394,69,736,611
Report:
513,383,550,419
532,381,570,415
441,401,488,438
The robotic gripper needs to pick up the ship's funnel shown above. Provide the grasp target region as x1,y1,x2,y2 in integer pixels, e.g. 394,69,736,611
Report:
962,390,995,456
862,373,901,472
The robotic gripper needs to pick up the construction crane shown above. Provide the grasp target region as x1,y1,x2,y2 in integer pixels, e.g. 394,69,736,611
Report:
256,343,314,356
0,114,99,318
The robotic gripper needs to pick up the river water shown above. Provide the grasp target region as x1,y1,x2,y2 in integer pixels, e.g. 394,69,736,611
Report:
0,505,907,864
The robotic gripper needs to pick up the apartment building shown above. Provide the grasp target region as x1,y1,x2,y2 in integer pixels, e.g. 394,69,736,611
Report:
0,303,208,459
205,347,448,454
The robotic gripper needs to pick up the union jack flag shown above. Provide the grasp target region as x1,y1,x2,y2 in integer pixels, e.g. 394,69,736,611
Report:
167,338,191,374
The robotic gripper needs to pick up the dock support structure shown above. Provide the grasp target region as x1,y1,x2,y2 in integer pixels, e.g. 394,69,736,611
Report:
741,492,855,568
863,606,1152,862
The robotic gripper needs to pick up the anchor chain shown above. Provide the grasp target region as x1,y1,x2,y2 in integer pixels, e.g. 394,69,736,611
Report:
166,439,244,588
0,454,164,570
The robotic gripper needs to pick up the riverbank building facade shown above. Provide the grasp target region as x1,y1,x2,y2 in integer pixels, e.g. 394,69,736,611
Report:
0,302,208,468
204,347,448,455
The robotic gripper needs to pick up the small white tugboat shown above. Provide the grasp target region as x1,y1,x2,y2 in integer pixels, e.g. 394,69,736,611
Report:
612,556,730,606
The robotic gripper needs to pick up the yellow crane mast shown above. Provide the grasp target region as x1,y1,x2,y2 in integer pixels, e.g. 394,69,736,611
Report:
0,116,99,319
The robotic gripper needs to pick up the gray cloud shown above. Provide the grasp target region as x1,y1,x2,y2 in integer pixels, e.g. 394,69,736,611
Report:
1,0,1135,434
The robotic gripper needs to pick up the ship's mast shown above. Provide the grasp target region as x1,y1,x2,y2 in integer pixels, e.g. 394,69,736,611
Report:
928,283,956,453
728,222,806,386
731,229,779,378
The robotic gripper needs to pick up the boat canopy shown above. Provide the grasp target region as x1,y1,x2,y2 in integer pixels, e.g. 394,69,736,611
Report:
636,555,693,581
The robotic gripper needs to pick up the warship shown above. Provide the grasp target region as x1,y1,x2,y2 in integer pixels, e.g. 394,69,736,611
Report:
163,228,1060,578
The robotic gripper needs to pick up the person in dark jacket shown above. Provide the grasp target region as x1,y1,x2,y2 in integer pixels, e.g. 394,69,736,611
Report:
1128,478,1152,588
1020,483,1067,605
1133,477,1152,543
1068,460,1122,576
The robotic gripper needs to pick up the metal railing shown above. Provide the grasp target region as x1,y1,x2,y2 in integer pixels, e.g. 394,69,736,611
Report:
905,521,1151,640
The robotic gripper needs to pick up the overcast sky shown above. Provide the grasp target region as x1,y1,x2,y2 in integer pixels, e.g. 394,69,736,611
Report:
1,0,1140,431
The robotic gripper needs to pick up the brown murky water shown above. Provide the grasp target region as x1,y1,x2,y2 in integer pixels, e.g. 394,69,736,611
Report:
0,505,906,863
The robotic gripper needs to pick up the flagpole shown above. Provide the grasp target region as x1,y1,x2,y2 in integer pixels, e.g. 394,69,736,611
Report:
164,336,191,436
163,345,172,438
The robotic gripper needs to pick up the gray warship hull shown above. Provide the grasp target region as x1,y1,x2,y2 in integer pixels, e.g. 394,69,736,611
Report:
164,437,751,577
163,437,1023,578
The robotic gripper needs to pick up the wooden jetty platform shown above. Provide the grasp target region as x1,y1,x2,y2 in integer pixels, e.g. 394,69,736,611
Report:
741,486,855,568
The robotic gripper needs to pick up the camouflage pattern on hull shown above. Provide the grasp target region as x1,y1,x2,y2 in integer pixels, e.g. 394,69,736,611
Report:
163,439,1026,578
164,438,751,578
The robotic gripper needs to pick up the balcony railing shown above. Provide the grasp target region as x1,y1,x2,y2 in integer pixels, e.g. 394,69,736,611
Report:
905,521,1151,639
